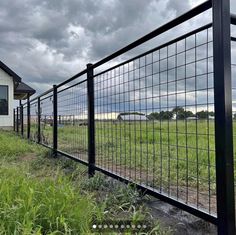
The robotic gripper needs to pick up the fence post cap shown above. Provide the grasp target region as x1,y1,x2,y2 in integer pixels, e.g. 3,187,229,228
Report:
86,63,93,68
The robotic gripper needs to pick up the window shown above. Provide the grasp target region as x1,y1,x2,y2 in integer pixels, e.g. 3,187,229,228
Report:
0,85,8,115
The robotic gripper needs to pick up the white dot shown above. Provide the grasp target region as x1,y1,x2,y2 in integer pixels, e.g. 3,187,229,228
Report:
104,224,108,228
137,224,141,228
115,224,119,228
126,224,130,228
109,224,113,228
92,224,96,229
98,225,102,228
132,225,136,228
143,224,147,228
121,224,125,229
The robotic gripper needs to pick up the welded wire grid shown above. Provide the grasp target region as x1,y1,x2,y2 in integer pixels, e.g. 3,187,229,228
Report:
13,109,15,131
30,101,38,142
17,106,22,133
14,108,18,132
57,79,88,161
94,27,215,214
23,104,28,138
40,93,53,147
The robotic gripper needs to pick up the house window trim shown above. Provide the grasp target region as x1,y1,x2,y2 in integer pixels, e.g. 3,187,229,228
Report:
0,85,9,116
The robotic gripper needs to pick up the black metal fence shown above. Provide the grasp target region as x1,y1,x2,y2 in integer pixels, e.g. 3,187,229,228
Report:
13,1,236,234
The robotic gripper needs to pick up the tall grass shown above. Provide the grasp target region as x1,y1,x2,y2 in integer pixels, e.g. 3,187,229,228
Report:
0,131,47,161
0,132,101,234
0,131,171,234
0,166,99,234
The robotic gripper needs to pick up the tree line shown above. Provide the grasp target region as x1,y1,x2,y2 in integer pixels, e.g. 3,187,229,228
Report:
148,107,214,120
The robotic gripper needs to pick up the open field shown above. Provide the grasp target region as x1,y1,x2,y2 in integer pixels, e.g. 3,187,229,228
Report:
26,119,236,214
0,131,171,234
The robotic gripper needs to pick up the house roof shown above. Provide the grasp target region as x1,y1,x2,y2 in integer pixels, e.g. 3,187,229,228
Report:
117,113,149,121
0,60,36,100
14,82,36,100
0,60,22,83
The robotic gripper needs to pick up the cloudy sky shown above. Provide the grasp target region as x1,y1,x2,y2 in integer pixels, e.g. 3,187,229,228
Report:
0,0,234,95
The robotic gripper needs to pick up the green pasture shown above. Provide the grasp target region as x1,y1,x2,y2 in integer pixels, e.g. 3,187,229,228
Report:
30,119,229,195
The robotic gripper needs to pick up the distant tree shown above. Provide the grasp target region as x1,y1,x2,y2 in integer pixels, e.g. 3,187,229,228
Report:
159,111,173,120
172,106,184,114
196,110,214,119
148,112,159,120
172,106,184,119
172,106,194,119
148,111,173,120
196,111,207,119
185,111,194,118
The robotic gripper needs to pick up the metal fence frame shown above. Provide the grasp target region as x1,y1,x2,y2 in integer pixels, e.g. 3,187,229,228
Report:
13,0,236,233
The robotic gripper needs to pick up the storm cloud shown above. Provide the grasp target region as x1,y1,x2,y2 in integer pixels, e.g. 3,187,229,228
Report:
0,0,236,116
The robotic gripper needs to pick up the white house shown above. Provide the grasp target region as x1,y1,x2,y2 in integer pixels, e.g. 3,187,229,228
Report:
0,61,35,128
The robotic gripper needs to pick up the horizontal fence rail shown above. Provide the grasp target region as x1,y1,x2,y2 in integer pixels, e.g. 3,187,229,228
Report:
13,1,236,234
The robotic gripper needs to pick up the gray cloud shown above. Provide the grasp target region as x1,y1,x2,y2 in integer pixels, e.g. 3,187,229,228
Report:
0,0,195,91
0,0,235,115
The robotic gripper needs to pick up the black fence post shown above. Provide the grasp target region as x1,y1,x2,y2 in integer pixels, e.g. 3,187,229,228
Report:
53,85,58,157
27,95,30,139
87,63,95,177
20,104,23,137
37,97,41,143
212,0,235,234
16,107,19,133
13,108,15,131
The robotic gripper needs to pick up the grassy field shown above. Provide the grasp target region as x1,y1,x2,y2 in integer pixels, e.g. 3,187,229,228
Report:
26,120,236,213
0,131,171,234
35,120,216,182
28,119,235,213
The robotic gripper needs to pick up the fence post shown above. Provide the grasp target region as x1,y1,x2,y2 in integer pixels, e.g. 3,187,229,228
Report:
37,97,41,143
20,104,23,137
87,63,95,177
13,108,15,131
16,107,19,133
53,85,58,157
27,95,30,139
212,0,235,234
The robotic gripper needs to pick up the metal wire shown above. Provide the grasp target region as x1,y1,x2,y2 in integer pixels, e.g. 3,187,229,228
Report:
57,77,88,162
29,101,38,142
93,27,215,214
22,104,27,138
40,93,53,147
13,19,236,225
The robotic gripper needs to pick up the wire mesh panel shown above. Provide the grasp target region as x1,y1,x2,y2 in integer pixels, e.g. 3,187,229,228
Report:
30,101,38,142
17,106,22,134
23,104,28,138
14,109,18,132
40,93,53,147
57,79,88,162
94,26,216,214
11,2,236,229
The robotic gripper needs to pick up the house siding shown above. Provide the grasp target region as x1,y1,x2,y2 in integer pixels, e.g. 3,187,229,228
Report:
0,69,14,127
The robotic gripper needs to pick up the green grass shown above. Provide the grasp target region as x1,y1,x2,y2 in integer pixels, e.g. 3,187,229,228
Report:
29,120,222,214
37,120,217,190
0,131,171,234
0,167,96,234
